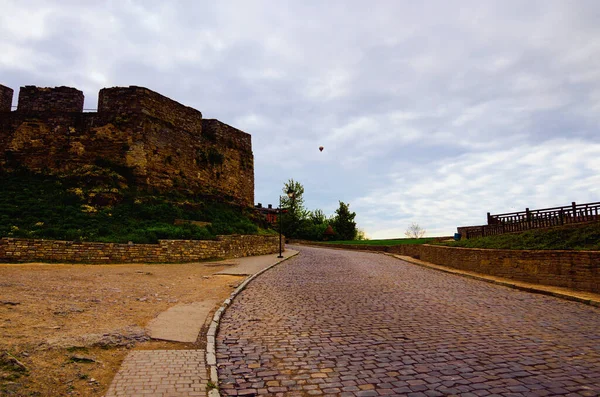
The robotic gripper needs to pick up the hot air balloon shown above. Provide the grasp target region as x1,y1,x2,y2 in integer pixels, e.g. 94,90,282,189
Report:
319,146,324,152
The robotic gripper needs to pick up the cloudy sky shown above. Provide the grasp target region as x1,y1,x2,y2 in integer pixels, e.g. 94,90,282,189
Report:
2,1,600,238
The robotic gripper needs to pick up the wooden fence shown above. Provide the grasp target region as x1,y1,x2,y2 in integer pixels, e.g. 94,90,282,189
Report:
458,201,600,239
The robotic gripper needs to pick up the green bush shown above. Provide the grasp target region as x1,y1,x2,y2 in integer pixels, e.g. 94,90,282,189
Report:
0,170,261,244
436,222,600,250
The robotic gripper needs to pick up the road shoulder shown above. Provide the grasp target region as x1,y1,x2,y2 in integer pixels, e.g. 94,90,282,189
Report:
388,253,600,307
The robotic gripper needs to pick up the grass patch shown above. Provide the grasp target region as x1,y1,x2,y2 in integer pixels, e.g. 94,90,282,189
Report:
436,222,600,250
317,238,436,246
207,380,219,390
0,351,28,382
0,170,265,244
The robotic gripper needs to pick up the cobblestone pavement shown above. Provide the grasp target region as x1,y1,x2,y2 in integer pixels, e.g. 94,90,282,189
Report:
105,350,207,397
216,246,600,397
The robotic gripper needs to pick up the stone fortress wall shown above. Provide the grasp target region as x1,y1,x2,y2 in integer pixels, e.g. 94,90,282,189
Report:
0,84,254,206
0,84,14,112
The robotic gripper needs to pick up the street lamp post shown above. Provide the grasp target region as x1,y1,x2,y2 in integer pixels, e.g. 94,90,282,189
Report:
277,188,296,258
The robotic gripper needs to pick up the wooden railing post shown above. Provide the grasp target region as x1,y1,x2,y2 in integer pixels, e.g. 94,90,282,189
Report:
585,204,589,220
560,209,564,225
479,200,599,238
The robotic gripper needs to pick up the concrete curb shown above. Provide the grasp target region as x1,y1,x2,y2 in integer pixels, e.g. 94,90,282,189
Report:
205,250,300,397
386,253,600,308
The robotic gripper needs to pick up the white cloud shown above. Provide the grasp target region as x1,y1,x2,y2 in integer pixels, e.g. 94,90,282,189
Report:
306,69,354,101
0,3,52,40
355,139,600,238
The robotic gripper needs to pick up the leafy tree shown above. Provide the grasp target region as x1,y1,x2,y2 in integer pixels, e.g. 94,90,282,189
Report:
355,228,368,240
280,179,308,238
276,181,362,241
297,220,329,241
294,209,329,241
310,209,327,225
405,223,426,238
332,201,357,240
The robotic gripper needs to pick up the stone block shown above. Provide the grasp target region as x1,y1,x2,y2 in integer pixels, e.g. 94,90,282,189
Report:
17,86,84,112
0,84,14,112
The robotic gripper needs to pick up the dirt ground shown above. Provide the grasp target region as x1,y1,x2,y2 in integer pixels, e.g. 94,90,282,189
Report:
0,261,243,396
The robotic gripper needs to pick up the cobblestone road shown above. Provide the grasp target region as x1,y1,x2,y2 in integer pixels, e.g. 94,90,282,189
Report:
216,246,600,396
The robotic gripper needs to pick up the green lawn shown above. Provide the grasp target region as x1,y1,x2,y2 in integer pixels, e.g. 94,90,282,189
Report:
317,238,436,246
436,222,600,250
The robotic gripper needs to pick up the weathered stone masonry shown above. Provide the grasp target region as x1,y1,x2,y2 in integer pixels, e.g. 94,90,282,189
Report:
0,235,280,264
0,84,13,112
18,85,84,113
0,85,254,206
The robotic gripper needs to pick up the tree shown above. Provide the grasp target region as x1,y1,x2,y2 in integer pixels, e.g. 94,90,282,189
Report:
280,179,308,238
355,228,368,241
332,201,357,241
310,209,326,225
276,181,362,242
405,223,426,239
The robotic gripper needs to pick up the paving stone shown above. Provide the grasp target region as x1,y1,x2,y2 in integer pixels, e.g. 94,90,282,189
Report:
105,350,207,397
216,246,600,396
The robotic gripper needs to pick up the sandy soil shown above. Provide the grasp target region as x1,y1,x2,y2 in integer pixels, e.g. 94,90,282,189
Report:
0,261,243,396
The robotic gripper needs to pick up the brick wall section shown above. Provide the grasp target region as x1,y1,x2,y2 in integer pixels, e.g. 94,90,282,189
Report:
415,245,599,294
17,86,84,113
98,86,203,135
294,241,599,294
0,235,279,264
0,84,13,112
202,119,252,152
0,112,129,172
456,225,485,239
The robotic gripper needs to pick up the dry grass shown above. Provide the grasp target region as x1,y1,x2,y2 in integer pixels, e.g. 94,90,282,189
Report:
0,261,242,396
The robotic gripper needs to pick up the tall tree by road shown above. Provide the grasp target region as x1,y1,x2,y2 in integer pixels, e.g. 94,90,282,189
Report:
281,179,308,238
332,201,357,240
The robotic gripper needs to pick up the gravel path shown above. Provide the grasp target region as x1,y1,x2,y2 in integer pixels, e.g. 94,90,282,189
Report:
216,246,600,396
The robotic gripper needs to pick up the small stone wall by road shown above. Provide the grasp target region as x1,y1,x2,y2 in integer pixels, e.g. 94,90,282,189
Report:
292,241,599,294
0,235,279,264
414,245,599,294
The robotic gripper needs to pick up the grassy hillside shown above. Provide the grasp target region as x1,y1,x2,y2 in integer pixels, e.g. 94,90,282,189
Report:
0,170,273,244
437,222,600,250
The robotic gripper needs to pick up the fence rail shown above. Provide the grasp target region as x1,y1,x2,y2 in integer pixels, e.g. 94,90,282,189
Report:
459,201,600,239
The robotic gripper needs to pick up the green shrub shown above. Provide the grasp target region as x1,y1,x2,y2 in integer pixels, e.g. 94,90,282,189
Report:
436,222,600,250
0,170,260,244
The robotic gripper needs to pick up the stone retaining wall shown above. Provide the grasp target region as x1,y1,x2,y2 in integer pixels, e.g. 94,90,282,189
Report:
0,235,279,264
292,241,599,294
413,245,599,294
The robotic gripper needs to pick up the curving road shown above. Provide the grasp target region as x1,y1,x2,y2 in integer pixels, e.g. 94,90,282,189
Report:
216,246,600,396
